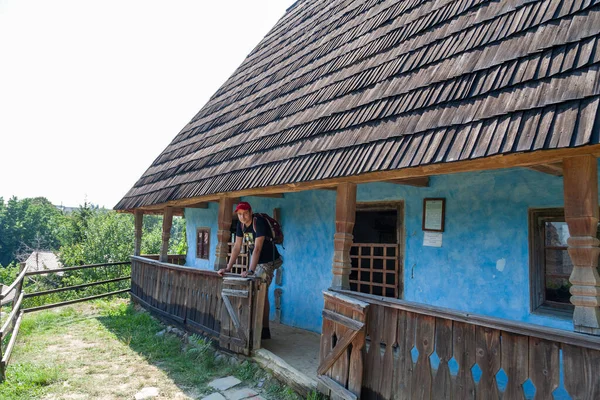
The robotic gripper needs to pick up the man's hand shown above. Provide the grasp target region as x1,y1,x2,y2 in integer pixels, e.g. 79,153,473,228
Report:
241,269,254,278
217,268,229,276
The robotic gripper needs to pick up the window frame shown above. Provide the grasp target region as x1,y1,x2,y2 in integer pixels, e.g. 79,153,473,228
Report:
529,208,574,318
196,227,210,260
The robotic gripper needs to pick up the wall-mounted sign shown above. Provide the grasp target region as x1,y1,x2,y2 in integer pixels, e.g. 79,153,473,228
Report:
422,198,445,232
423,231,443,247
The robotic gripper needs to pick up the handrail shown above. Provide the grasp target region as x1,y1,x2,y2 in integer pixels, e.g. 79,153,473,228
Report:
25,261,130,276
23,276,131,298
0,292,24,337
333,289,600,351
132,256,220,277
0,265,28,300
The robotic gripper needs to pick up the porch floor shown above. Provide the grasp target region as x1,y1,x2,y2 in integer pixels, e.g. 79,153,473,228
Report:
253,322,320,395
262,322,320,375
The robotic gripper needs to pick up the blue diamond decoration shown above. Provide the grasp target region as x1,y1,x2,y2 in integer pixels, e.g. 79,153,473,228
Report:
522,378,536,399
448,357,459,376
429,351,440,370
552,386,571,400
495,368,508,392
410,346,419,363
471,363,482,384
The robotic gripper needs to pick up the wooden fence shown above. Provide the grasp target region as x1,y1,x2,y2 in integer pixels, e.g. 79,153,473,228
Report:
0,263,28,381
23,261,131,313
329,290,600,400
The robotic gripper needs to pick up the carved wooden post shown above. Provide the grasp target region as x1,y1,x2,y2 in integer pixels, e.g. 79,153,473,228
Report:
134,209,143,256
332,183,356,289
214,197,234,271
159,207,173,263
563,155,600,335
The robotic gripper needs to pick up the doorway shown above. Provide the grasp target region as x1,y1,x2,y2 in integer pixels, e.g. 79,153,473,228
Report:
350,202,404,298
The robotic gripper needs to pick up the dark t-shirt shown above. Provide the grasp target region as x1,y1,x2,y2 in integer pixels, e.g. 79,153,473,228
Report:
236,214,280,264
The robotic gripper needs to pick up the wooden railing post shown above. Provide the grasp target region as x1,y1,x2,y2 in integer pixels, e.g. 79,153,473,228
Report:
134,210,144,257
160,207,173,263
215,197,234,271
563,155,600,335
332,183,356,290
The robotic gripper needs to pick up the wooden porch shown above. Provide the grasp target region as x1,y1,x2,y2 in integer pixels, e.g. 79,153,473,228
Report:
130,255,600,399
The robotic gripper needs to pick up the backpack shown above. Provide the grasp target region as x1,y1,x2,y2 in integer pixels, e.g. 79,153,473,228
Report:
253,213,284,246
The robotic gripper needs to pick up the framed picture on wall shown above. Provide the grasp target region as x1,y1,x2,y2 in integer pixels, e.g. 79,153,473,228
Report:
422,198,445,232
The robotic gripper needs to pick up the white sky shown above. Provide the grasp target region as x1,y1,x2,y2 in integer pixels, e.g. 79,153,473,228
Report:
0,0,295,208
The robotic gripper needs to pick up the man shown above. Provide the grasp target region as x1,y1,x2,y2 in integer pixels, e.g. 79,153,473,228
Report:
218,201,282,339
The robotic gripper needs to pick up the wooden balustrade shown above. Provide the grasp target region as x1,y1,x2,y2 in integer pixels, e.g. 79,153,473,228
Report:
131,256,223,339
227,242,249,274
330,290,600,400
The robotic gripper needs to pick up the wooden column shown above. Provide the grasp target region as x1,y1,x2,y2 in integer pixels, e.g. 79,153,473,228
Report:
332,183,356,290
563,155,600,335
134,210,143,256
214,197,234,271
159,207,173,263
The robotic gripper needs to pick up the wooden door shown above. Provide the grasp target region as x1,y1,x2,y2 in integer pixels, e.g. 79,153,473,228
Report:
220,277,253,355
318,291,369,400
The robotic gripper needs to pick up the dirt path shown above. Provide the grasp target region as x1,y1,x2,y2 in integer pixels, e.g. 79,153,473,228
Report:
11,300,201,399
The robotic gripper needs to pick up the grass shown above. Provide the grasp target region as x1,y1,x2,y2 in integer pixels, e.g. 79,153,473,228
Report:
0,298,324,399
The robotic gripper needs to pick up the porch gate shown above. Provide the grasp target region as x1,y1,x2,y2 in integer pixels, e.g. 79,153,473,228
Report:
318,291,369,400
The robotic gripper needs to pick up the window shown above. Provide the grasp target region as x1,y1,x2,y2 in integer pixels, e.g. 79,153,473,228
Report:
529,208,600,315
196,228,210,259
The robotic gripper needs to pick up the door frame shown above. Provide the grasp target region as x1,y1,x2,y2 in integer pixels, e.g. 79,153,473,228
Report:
354,201,405,299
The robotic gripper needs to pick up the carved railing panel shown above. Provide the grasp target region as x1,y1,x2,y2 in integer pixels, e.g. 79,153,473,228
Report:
334,290,600,400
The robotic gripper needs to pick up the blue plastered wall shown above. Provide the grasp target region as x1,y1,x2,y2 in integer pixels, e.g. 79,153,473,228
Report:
184,162,600,333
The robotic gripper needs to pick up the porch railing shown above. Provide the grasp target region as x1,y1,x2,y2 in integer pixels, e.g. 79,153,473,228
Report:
130,256,223,339
331,289,600,400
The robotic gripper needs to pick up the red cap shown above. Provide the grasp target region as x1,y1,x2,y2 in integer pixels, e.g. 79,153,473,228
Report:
234,201,252,213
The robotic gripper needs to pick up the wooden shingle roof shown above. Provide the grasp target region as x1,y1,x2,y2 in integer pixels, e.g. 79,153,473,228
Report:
116,0,600,210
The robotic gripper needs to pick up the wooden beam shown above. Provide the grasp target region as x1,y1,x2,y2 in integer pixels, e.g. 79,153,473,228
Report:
247,193,284,198
333,183,356,290
526,162,563,176
187,202,209,208
134,210,143,256
214,197,234,271
159,207,173,263
563,156,600,335
124,145,600,213
386,177,430,187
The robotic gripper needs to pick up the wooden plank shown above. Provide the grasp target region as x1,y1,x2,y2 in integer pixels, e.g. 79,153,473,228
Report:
385,177,430,187
128,293,184,324
222,289,249,298
322,309,365,331
347,306,366,398
475,326,501,400
452,321,476,399
252,280,267,350
221,293,247,346
411,314,434,400
23,276,131,298
528,337,559,400
317,375,357,400
1,312,23,365
392,310,415,399
317,324,362,375
562,344,600,399
526,162,563,176
432,318,453,400
331,301,350,392
364,303,383,396
501,332,528,400
318,298,335,397
379,306,398,400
